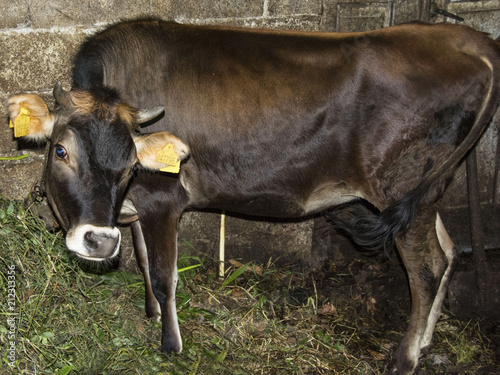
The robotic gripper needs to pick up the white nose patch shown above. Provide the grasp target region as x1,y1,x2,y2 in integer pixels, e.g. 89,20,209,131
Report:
66,224,121,261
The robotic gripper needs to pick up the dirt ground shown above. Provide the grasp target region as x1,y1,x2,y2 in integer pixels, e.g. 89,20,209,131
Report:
307,249,500,374
189,247,500,374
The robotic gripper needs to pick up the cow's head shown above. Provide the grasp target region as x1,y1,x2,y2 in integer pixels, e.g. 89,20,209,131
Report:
6,84,189,261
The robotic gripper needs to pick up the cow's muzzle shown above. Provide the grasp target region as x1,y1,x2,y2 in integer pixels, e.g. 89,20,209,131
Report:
66,225,121,261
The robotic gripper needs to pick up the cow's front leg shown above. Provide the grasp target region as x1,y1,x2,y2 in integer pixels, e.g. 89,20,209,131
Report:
140,208,183,353
131,220,161,320
120,199,162,320
131,187,183,353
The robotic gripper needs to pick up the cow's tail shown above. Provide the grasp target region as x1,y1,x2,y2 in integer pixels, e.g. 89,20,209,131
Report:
328,45,500,252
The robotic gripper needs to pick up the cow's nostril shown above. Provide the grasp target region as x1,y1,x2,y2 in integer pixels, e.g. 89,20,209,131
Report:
66,225,121,260
84,231,100,251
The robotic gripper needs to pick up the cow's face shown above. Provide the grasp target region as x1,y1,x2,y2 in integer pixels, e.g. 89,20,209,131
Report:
6,84,189,261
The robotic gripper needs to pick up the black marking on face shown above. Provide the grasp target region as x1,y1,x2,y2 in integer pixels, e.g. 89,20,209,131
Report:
45,87,139,230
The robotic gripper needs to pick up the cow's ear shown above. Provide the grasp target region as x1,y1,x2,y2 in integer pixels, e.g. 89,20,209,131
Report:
6,94,55,141
134,132,190,173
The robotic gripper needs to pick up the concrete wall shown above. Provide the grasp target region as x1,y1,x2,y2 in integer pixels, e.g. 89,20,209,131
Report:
1,0,499,268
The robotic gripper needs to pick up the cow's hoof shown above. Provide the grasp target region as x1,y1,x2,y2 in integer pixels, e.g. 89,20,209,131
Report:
389,363,419,375
161,338,182,354
146,300,161,322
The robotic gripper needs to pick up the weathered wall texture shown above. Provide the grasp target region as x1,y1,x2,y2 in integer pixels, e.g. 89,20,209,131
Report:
0,0,499,267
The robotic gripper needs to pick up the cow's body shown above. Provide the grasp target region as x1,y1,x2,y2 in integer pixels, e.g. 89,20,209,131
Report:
75,21,493,217
7,20,500,374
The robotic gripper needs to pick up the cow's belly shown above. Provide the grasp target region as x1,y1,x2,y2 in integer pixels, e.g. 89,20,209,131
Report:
182,174,363,218
303,183,363,214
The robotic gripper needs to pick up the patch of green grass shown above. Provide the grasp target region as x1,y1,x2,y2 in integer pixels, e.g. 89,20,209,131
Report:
0,198,161,374
1,196,498,374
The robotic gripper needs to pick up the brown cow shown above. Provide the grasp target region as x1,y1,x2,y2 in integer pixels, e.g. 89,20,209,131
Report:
6,20,499,374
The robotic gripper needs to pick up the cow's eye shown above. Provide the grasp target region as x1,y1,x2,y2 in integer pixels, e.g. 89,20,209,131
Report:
131,163,139,176
54,145,68,160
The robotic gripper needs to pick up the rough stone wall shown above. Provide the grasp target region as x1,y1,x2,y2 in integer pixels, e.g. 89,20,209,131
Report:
0,0,499,268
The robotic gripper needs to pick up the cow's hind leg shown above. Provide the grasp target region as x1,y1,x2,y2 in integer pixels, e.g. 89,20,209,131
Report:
419,212,456,351
392,208,457,374
131,220,161,320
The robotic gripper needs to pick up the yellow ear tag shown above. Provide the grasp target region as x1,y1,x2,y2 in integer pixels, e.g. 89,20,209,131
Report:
155,144,181,174
11,107,31,138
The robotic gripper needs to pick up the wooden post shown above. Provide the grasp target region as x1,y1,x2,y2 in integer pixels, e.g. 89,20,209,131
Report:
466,147,487,311
219,212,226,278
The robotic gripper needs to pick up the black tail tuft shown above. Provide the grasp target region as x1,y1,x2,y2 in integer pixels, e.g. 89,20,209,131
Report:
327,188,426,253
